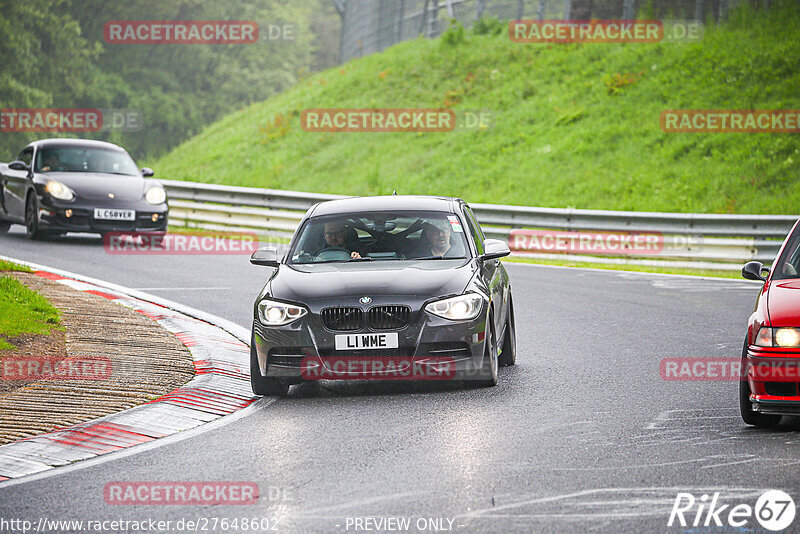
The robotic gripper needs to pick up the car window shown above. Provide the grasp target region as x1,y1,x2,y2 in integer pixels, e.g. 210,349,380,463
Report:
773,225,800,280
288,211,470,264
17,148,33,166
33,146,139,175
462,206,485,255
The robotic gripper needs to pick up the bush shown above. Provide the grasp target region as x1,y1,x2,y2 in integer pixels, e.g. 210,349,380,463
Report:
441,19,466,45
473,16,505,36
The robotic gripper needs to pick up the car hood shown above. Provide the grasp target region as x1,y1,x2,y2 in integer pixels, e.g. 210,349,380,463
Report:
270,259,476,302
767,279,800,327
38,172,146,201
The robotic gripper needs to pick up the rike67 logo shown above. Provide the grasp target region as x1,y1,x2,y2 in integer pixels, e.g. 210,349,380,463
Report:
668,490,795,531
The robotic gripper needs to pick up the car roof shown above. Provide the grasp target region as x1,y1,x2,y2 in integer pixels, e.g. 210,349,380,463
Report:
310,195,463,217
29,138,127,152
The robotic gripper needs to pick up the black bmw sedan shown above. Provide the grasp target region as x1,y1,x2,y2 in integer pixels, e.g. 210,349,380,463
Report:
0,138,168,240
249,195,516,396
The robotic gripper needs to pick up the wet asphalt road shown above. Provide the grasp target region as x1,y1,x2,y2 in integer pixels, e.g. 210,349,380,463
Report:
1,227,799,534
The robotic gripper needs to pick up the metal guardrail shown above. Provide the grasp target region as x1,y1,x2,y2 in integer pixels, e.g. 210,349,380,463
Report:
159,179,798,266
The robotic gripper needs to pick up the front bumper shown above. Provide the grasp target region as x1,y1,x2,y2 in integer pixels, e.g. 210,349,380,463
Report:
37,196,168,234
746,346,800,415
252,297,489,383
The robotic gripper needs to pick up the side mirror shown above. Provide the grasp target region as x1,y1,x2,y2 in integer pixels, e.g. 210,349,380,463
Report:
480,239,511,261
8,160,29,172
742,261,769,282
250,247,280,268
141,167,154,177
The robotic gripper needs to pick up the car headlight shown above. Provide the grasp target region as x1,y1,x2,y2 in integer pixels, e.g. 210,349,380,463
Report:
425,293,484,321
145,187,166,205
257,299,307,326
45,180,74,201
754,327,800,348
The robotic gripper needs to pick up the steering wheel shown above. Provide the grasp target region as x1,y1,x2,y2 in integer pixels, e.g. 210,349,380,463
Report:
314,247,352,262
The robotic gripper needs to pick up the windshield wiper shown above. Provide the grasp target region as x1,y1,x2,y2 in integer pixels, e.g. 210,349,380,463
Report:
413,256,445,260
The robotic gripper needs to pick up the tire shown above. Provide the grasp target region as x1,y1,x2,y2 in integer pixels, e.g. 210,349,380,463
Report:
0,220,10,233
25,194,42,240
739,339,781,427
250,336,289,397
498,297,516,367
472,311,498,387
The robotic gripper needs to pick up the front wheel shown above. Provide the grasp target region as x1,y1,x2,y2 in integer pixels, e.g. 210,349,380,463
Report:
0,220,10,233
739,339,781,427
472,312,498,387
250,336,289,397
498,297,516,367
25,194,42,240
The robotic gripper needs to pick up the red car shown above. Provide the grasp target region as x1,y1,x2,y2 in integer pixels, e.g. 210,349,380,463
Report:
740,218,800,426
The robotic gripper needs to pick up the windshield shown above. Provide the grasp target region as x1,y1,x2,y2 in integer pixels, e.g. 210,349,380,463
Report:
288,211,470,264
772,224,800,280
34,146,140,175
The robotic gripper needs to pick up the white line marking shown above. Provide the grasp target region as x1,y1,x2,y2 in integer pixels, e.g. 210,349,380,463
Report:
131,287,231,291
504,260,762,284
0,255,269,488
461,487,769,519
0,254,250,340
299,491,429,514
0,397,275,489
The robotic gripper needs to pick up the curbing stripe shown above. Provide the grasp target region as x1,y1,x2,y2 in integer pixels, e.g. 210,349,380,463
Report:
0,258,259,481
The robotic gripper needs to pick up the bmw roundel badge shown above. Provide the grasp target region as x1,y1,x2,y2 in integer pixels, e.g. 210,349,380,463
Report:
360,296,372,304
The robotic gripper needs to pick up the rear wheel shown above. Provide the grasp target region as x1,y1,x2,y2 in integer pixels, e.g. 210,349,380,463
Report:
739,339,781,427
498,297,516,367
250,335,289,397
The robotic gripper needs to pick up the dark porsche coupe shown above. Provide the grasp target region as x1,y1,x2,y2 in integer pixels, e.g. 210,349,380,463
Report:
0,139,167,239
248,195,516,396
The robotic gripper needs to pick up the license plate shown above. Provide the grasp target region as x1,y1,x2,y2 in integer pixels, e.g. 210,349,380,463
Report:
94,208,135,221
335,332,399,350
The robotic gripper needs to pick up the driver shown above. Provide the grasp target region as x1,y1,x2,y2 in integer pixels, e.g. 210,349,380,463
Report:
40,152,61,172
323,221,362,259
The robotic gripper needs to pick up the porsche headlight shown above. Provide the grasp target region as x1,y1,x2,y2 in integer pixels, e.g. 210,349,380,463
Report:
754,327,800,348
145,187,166,205
257,299,307,326
45,180,74,201
425,293,484,321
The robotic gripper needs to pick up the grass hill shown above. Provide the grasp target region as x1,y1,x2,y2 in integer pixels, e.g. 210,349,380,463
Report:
153,3,800,214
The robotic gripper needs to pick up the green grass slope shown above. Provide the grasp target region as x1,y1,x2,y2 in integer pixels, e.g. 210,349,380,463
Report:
154,3,800,214
0,262,61,351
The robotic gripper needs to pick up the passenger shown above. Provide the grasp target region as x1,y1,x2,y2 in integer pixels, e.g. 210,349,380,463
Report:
412,219,456,258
